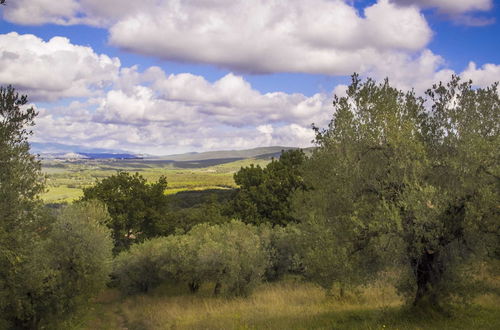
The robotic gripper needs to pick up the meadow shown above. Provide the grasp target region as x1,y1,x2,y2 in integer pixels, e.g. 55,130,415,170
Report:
41,157,271,203
82,276,500,330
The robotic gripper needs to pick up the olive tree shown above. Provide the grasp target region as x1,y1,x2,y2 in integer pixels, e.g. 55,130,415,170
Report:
40,201,113,324
2,201,113,329
113,220,269,297
0,86,47,328
295,75,499,307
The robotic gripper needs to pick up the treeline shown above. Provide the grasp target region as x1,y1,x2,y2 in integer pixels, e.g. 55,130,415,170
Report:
1,75,499,328
74,147,306,255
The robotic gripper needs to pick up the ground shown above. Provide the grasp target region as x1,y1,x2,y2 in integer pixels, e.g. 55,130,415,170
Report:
80,279,500,330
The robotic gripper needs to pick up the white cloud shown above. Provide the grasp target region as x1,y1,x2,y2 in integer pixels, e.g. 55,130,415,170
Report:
0,32,330,154
461,62,500,87
2,0,80,25
30,62,332,154
108,0,431,74
392,0,492,14
0,22,493,154
364,49,499,93
4,0,432,75
25,45,497,154
364,49,453,92
0,32,120,101
392,0,495,26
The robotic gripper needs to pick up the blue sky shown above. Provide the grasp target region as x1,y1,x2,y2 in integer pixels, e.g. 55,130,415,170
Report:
0,0,499,155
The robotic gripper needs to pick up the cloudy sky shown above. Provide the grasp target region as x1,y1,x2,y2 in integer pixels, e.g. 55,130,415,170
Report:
1,0,499,155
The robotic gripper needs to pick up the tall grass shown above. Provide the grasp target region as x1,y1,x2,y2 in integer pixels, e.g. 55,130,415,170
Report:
81,278,500,330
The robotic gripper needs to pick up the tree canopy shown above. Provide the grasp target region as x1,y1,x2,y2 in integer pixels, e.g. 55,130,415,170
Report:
81,171,169,252
232,149,307,226
0,86,46,328
294,75,499,307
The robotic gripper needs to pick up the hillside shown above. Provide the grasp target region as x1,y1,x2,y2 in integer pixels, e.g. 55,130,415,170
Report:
154,146,300,161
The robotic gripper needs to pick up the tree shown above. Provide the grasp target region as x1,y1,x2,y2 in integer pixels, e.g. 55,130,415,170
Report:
113,220,269,297
81,171,169,252
295,75,499,308
0,85,44,229
0,85,47,328
16,201,113,328
0,86,114,328
164,193,231,234
232,149,307,226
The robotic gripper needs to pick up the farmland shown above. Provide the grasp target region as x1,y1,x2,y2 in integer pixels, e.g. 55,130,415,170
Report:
41,157,272,203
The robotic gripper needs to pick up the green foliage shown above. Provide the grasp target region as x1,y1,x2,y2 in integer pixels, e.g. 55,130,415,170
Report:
0,86,47,328
189,221,269,296
1,202,113,328
40,201,113,325
295,75,499,307
259,224,304,281
81,171,169,253
164,193,232,234
232,149,307,226
113,237,168,294
113,220,269,297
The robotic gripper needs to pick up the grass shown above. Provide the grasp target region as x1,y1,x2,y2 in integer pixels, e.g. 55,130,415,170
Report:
80,279,500,330
40,158,270,203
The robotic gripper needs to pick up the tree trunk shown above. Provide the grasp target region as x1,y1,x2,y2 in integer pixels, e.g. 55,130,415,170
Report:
213,281,221,296
412,250,443,308
188,281,200,293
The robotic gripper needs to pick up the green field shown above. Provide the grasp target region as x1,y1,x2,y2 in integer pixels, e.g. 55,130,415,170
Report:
41,157,271,203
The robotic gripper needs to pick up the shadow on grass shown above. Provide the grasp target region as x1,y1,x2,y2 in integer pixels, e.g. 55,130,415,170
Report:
178,305,500,330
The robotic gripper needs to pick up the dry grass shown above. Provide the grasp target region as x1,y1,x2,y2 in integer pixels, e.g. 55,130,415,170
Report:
79,277,500,330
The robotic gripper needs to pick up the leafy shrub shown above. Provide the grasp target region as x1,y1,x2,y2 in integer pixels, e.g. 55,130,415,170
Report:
4,201,113,328
113,238,169,294
261,224,305,281
43,201,114,316
190,221,269,296
113,220,269,297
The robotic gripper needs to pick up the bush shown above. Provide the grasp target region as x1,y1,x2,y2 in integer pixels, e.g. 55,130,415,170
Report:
113,220,269,297
4,201,113,328
43,201,114,317
189,221,269,296
261,224,305,281
113,238,169,294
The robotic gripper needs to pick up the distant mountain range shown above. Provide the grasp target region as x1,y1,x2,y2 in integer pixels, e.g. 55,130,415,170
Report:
31,142,132,155
152,146,302,161
34,143,311,161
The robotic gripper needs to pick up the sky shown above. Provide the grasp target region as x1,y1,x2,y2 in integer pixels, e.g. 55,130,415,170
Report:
0,0,499,155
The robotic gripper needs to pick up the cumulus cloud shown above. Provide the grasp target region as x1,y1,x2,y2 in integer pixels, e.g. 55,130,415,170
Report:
29,63,332,154
0,23,493,154
461,62,500,87
107,0,431,74
392,0,492,14
84,65,332,128
392,0,495,26
364,49,454,92
26,48,498,154
0,32,120,101
0,31,328,153
4,0,432,75
2,0,80,25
